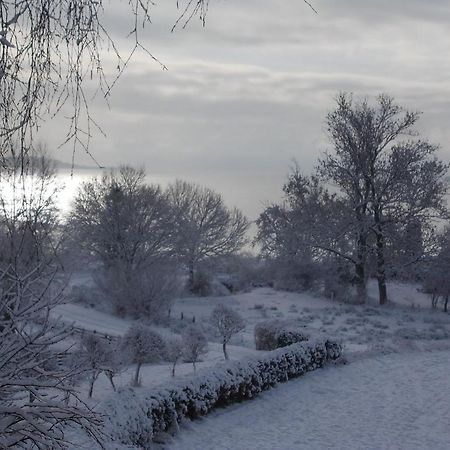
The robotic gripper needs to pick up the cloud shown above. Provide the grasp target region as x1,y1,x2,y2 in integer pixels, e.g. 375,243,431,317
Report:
40,0,450,220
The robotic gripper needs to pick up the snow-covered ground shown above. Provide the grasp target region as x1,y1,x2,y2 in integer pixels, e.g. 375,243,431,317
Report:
168,351,450,450
53,281,450,448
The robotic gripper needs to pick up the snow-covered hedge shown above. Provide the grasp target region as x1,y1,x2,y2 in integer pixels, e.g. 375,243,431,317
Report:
102,338,342,447
254,319,309,350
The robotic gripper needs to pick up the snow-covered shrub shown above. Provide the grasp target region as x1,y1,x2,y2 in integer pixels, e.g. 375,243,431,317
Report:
123,324,166,386
96,261,181,319
188,268,230,297
210,304,246,360
254,320,309,350
102,338,342,447
254,320,282,350
189,269,213,296
181,325,208,371
276,330,309,348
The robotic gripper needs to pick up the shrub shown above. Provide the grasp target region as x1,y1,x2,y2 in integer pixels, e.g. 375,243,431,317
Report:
276,330,309,348
254,320,309,350
254,320,282,350
102,338,342,447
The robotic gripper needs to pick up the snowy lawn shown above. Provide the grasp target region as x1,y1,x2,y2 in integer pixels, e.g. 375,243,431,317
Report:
51,282,450,448
168,350,450,450
52,282,450,405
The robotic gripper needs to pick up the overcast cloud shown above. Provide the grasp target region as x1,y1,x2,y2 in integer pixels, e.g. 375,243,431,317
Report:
40,0,450,220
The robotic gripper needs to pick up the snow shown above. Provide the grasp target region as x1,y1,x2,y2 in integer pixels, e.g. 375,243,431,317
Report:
53,303,132,336
52,281,450,448
168,350,450,450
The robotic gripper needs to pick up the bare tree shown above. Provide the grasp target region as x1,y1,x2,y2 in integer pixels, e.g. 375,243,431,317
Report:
423,228,450,312
256,171,355,296
122,323,165,386
320,93,448,304
165,336,184,377
77,333,124,398
210,304,245,360
68,166,180,317
167,180,249,291
182,324,208,372
69,166,173,267
0,1,212,163
0,153,101,448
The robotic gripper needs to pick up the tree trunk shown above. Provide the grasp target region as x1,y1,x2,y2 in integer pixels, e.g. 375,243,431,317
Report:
354,261,367,304
88,372,96,398
172,361,177,377
133,362,142,386
222,340,229,360
445,295,449,313
376,233,388,305
354,231,367,304
106,371,116,391
188,261,195,291
374,215,388,305
354,234,367,304
192,360,196,372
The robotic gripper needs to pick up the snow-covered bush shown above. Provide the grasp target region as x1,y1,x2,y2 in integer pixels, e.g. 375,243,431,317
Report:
77,333,126,396
102,338,342,447
189,269,214,297
181,325,208,371
210,304,245,360
276,329,309,348
96,260,181,319
254,320,281,350
254,320,309,350
123,324,166,386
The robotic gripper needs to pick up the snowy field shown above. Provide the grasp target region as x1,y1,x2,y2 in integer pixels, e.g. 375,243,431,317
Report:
53,281,450,448
168,351,450,450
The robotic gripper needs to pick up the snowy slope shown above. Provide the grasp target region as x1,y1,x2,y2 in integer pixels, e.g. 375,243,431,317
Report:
168,350,450,450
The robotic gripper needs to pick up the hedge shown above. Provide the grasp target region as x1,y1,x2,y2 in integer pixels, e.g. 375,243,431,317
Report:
102,337,342,447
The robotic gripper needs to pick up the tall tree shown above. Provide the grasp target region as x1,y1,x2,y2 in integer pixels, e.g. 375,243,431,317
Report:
69,166,173,269
167,180,249,290
320,93,448,304
68,166,179,317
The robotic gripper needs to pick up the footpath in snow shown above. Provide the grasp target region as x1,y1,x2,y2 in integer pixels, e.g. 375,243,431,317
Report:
168,350,450,450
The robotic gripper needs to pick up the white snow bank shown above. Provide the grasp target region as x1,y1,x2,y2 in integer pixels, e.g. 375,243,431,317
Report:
169,350,450,450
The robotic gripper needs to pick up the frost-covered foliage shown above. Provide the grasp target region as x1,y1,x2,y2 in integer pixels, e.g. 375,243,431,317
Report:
165,336,185,377
123,324,166,386
254,320,309,350
422,229,450,312
96,261,181,319
101,338,342,447
166,180,250,292
257,94,448,305
210,304,245,360
0,155,101,449
68,166,180,319
181,325,208,371
77,333,124,397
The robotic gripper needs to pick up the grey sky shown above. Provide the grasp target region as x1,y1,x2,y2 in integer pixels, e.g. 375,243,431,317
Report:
41,0,450,220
